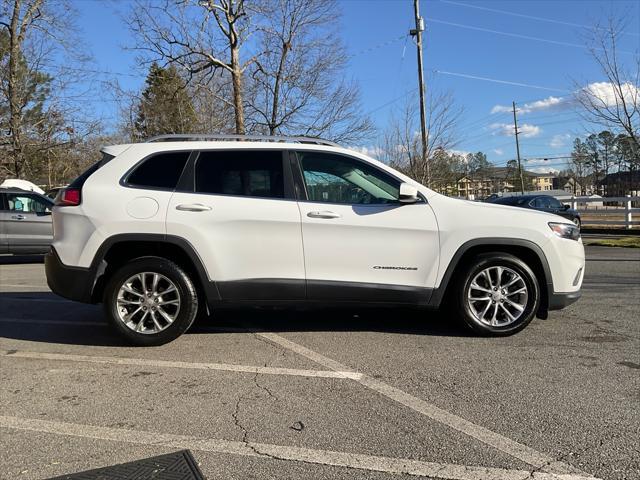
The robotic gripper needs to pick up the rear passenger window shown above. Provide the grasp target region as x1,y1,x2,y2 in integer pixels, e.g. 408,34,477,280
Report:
195,151,284,198
126,152,190,189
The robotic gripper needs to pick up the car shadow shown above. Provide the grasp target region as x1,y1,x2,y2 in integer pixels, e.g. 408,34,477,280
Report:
0,254,45,265
0,291,471,347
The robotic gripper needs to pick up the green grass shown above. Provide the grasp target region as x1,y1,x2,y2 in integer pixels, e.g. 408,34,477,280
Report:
584,237,640,248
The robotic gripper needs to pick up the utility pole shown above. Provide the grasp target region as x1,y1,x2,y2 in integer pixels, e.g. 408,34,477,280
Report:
512,101,525,194
410,0,429,187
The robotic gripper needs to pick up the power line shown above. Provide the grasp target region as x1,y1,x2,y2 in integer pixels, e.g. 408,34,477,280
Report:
425,17,636,54
439,0,640,38
350,34,409,58
432,70,569,93
365,86,419,116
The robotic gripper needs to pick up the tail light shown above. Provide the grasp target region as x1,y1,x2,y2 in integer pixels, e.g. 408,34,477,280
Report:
55,188,81,206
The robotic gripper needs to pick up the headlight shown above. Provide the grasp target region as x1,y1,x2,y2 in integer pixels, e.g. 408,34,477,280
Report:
548,222,580,241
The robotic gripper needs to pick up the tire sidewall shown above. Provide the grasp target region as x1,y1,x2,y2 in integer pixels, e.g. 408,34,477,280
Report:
457,254,540,336
104,257,198,346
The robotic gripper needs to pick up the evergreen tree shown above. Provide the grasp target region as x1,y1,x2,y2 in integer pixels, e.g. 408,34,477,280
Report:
133,63,196,140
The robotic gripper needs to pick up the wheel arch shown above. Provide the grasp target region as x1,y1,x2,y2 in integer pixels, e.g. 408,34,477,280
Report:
428,238,553,316
89,234,220,306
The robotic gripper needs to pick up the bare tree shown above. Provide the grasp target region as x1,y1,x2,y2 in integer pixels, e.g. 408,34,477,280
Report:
378,92,463,186
575,15,640,155
128,0,256,134
247,0,372,143
0,0,97,180
1,0,45,178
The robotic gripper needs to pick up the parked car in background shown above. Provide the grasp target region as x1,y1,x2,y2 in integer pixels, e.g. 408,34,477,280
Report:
0,187,54,254
45,187,65,200
0,179,46,194
488,194,581,228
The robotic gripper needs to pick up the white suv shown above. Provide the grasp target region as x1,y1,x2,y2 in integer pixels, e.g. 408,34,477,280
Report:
45,135,584,345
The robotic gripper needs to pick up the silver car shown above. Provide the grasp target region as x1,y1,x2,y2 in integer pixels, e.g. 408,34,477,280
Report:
0,187,54,254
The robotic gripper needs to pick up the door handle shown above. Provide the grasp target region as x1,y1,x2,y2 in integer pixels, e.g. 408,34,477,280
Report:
11,214,25,220
175,203,212,212
307,211,341,219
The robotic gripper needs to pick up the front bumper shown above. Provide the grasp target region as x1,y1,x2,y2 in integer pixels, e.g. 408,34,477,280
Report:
548,291,582,310
45,247,94,303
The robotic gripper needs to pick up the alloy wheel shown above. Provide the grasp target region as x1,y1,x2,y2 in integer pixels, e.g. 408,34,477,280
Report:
467,266,528,327
115,272,181,334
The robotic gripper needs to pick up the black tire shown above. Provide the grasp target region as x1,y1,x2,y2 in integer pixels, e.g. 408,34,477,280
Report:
453,252,540,336
573,217,581,229
103,256,199,346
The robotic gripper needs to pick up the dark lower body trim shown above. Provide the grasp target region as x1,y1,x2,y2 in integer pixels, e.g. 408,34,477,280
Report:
215,278,432,305
548,291,582,310
307,279,432,304
45,247,94,303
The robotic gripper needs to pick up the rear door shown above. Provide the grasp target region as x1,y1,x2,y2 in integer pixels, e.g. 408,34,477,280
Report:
0,193,9,253
294,151,439,303
166,149,305,301
5,192,53,254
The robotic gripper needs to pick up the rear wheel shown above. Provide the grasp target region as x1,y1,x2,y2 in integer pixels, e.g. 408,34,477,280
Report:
103,257,199,346
454,253,540,336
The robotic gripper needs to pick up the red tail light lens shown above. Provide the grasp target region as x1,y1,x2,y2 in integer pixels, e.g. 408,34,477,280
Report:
56,188,81,206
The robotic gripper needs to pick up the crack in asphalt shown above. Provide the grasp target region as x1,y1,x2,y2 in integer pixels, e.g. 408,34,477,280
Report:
230,333,284,460
525,429,622,479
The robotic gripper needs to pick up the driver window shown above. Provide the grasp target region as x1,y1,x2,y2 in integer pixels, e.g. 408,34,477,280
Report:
549,198,563,209
7,194,49,213
298,152,400,205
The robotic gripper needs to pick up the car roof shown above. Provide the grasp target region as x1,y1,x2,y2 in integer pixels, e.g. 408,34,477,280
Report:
0,187,54,200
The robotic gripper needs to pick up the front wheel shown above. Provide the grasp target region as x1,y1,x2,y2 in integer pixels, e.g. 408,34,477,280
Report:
103,257,199,346
454,253,540,336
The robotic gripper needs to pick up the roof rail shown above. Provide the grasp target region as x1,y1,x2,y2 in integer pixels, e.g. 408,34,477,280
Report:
145,134,340,148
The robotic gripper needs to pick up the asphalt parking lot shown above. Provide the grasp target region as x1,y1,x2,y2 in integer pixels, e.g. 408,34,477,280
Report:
0,246,638,480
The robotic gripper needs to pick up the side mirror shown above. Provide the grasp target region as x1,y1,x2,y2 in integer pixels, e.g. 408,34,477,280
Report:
562,204,570,210
398,183,419,204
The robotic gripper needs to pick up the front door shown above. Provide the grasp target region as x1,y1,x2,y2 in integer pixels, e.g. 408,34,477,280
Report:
4,192,53,254
166,149,305,301
294,151,439,303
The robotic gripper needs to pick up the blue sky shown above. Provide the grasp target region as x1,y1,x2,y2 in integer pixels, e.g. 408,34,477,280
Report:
74,0,639,171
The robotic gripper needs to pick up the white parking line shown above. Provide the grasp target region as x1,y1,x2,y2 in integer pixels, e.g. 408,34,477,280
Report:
0,415,599,480
256,332,584,476
0,349,361,380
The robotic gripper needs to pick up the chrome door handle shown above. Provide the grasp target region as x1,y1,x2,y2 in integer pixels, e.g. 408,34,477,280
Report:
307,211,341,219
176,203,212,212
11,214,25,220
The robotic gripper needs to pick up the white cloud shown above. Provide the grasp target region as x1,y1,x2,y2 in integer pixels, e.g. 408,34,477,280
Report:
448,149,470,157
516,123,541,138
528,166,560,174
490,82,639,117
491,96,566,115
350,145,384,158
579,81,640,108
526,159,554,166
493,148,504,155
550,133,571,148
489,122,541,138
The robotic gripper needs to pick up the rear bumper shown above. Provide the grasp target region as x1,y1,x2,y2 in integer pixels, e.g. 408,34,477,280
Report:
548,290,582,310
45,247,94,303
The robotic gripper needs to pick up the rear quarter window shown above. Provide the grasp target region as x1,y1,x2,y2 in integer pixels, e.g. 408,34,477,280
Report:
125,152,190,190
68,153,115,189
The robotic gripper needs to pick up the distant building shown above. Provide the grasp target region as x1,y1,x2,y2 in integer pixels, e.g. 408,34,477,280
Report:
529,172,556,191
597,171,640,197
444,167,558,199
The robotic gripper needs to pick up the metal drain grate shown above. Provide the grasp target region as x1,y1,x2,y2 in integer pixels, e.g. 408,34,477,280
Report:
47,450,205,480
